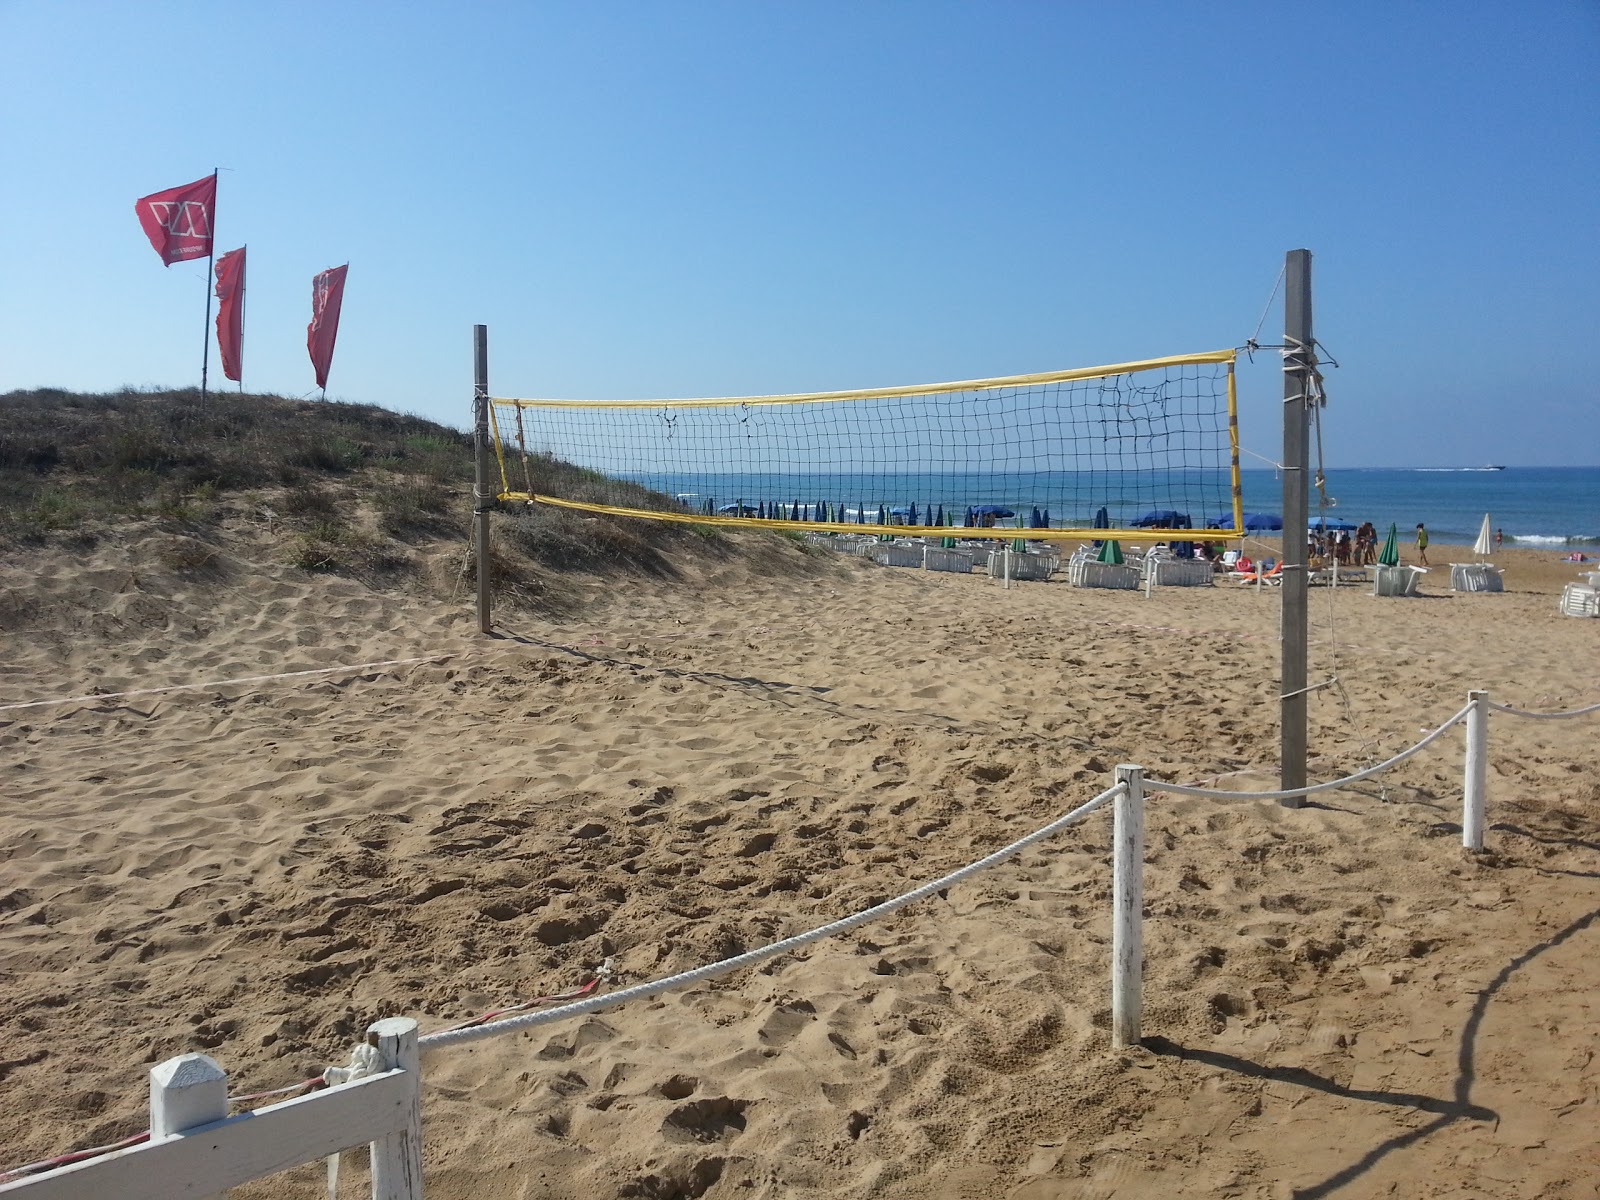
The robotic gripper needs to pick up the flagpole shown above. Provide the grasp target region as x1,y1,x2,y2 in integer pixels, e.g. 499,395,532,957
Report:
199,168,218,404
238,242,247,392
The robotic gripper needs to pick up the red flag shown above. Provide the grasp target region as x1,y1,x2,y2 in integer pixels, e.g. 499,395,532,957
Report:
214,247,246,383
307,264,348,390
134,173,216,265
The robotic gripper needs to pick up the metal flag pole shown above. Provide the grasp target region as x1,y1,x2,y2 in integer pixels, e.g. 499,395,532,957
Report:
199,168,218,404
238,242,246,392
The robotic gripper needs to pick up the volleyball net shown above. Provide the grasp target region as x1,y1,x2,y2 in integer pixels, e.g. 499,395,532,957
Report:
487,349,1243,542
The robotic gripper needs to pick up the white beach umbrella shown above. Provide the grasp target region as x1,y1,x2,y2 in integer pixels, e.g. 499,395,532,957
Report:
1473,513,1493,558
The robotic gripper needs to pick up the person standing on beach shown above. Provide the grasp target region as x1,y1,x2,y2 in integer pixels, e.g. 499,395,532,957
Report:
1496,527,1503,548
1415,523,1430,566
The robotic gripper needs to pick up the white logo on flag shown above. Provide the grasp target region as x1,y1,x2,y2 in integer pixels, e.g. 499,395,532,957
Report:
147,200,212,238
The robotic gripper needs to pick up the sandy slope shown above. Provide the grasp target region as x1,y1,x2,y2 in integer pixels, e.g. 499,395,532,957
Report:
0,531,1596,1199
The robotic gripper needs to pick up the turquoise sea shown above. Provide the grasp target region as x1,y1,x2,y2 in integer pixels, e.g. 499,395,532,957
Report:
621,467,1597,548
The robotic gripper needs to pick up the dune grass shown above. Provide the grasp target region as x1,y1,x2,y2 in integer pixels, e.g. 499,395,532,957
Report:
0,387,818,612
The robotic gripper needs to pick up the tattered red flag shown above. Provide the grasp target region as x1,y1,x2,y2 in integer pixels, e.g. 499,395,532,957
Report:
307,264,348,391
213,247,246,383
134,173,217,265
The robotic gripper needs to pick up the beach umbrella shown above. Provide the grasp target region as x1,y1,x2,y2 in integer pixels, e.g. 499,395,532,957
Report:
878,504,887,526
1133,510,1187,527
1097,539,1124,565
1473,513,1493,558
1030,506,1042,529
1310,516,1357,532
1377,522,1400,567
1092,505,1111,548
1041,508,1050,529
935,505,945,528
972,504,1015,518
909,502,919,526
1213,512,1282,531
857,501,866,525
964,506,976,528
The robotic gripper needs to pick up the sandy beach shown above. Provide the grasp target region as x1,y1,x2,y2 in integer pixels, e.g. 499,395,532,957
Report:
1,530,1596,1199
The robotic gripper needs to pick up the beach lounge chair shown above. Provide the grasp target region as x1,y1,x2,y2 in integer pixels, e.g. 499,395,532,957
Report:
1147,557,1214,587
1069,557,1140,589
1449,563,1504,592
1373,564,1427,597
987,549,1055,581
1235,561,1283,586
1560,583,1600,617
872,542,923,568
923,546,973,573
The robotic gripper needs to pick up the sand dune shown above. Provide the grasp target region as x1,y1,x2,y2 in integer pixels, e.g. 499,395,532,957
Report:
1,533,1596,1198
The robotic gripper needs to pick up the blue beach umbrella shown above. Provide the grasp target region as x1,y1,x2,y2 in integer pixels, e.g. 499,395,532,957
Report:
1092,505,1111,547
1211,512,1282,531
1133,510,1188,528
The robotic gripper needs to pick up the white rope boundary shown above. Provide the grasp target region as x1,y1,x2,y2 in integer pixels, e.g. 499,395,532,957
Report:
416,783,1125,1051
1487,699,1600,720
1146,702,1475,801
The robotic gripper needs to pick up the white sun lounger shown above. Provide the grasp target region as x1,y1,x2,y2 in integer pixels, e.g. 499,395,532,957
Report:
1449,563,1504,593
1374,564,1427,597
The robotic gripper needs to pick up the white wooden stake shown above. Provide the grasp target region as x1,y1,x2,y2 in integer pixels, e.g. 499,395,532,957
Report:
150,1053,228,1200
1112,765,1145,1048
368,1017,424,1200
1003,545,1012,590
1463,689,1488,852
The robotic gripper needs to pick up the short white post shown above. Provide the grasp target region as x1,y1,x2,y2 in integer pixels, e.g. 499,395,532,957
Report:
369,1017,425,1200
1463,689,1488,852
1112,764,1145,1049
150,1052,228,1200
1003,545,1012,590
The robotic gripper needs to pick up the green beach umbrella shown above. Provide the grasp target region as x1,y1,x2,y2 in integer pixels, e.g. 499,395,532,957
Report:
1097,539,1124,565
1377,522,1400,567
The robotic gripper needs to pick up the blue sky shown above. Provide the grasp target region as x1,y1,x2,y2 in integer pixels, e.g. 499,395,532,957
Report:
2,1,1595,468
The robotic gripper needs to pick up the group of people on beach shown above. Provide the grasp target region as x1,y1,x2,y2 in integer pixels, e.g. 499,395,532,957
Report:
1309,522,1381,566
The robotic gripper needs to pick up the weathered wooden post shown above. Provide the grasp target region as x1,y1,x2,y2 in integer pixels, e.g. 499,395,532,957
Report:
1112,764,1145,1048
369,1017,424,1200
150,1052,228,1200
1281,249,1314,804
1463,689,1488,852
473,324,493,635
